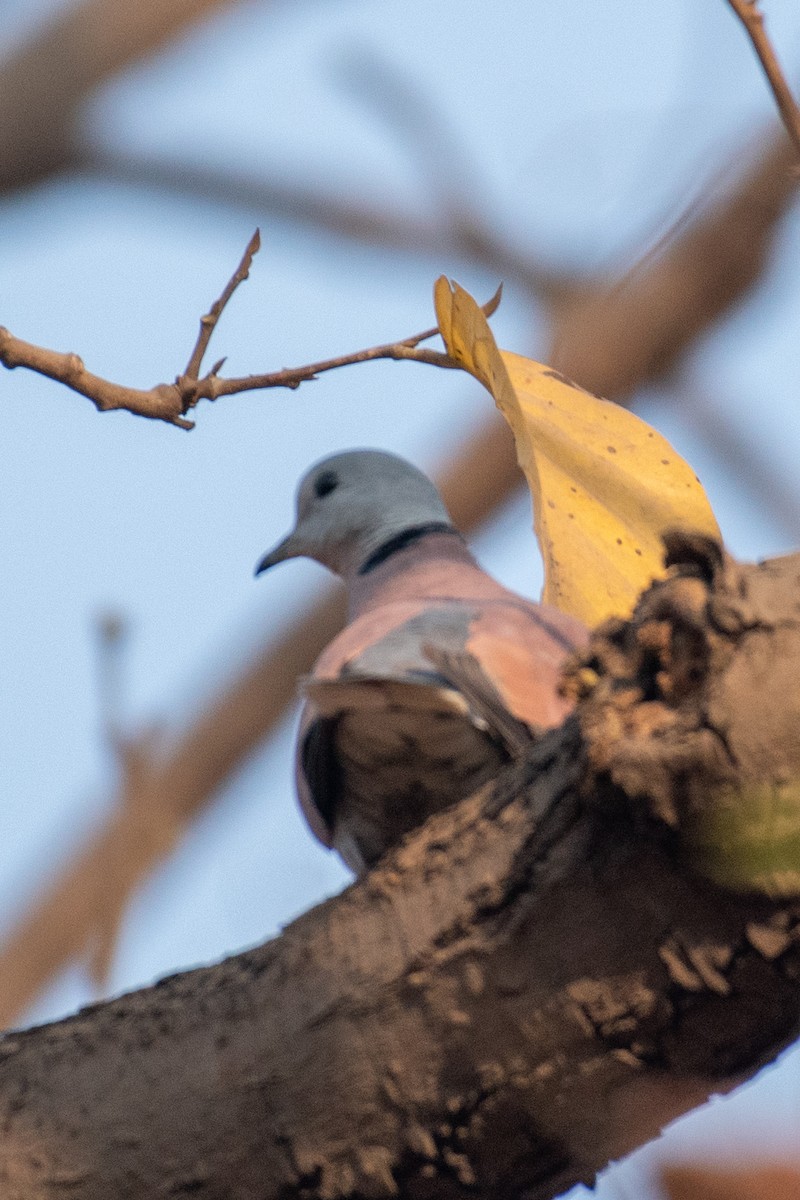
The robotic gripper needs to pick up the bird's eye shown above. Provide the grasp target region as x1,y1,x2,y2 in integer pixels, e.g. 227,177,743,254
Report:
314,470,339,498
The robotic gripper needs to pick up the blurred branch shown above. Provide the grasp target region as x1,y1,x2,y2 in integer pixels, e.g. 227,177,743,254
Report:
90,610,136,989
677,379,800,542
0,245,502,426
549,133,798,397
726,0,800,157
0,593,349,1028
83,147,572,303
0,0,241,192
330,47,566,300
85,149,454,253
82,38,574,302
0,417,521,1028
94,611,130,752
663,1164,800,1200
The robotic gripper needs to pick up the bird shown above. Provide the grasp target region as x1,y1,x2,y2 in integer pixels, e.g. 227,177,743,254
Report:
256,449,588,875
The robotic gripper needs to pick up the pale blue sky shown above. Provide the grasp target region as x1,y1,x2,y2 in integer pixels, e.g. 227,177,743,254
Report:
1,1,799,1194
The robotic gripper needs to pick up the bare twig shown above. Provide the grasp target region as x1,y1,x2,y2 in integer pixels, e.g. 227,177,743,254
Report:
184,335,456,401
0,322,452,429
0,329,196,429
0,237,502,427
184,229,262,379
185,281,502,400
726,0,800,157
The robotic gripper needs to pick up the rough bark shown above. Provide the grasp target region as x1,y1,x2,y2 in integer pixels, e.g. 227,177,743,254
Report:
0,537,799,1199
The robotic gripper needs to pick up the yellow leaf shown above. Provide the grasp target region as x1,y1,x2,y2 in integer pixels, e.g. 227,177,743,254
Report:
434,277,721,626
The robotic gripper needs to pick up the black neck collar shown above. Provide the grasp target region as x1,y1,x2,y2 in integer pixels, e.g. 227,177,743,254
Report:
358,522,460,575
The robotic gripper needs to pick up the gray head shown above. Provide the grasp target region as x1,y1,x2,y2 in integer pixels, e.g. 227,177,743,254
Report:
255,449,453,580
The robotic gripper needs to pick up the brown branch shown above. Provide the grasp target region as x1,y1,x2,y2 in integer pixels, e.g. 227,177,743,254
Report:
663,1164,800,1200
726,0,800,158
1,541,800,1197
184,229,262,379
185,281,502,398
0,0,244,193
193,341,456,400
81,146,568,304
0,321,454,426
549,133,799,397
0,254,501,426
85,132,799,422
0,328,196,429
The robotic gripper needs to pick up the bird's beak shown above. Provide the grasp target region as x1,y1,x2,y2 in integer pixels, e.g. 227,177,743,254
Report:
254,532,300,576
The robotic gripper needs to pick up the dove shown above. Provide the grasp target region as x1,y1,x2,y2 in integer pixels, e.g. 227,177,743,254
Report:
256,449,588,875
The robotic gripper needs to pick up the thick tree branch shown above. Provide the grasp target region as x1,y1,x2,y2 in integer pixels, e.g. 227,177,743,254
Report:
0,543,798,1199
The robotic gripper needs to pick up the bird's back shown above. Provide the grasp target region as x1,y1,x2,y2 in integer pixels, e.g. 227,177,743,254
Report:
296,534,588,873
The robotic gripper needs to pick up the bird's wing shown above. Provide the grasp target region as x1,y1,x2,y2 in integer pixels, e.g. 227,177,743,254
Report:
294,598,586,854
